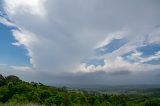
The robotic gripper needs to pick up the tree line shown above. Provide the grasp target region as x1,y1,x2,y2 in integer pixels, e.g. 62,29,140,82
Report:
0,74,160,106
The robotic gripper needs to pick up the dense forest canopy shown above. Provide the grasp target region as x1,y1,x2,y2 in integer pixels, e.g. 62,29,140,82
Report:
0,74,160,106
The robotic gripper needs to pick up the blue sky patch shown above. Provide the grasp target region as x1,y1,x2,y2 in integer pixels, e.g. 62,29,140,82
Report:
122,51,136,63
144,59,160,65
0,23,31,66
137,44,160,57
122,44,160,64
96,38,128,55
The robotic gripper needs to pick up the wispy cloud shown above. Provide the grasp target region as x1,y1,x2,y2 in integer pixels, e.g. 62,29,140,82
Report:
10,65,31,72
0,17,16,27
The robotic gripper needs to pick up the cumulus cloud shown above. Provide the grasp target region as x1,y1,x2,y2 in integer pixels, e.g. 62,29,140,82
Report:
0,0,160,85
79,56,160,73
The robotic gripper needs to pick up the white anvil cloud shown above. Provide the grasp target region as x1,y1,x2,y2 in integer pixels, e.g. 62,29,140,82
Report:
1,0,160,85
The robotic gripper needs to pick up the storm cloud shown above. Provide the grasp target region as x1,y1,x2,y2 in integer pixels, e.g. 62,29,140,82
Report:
0,0,160,86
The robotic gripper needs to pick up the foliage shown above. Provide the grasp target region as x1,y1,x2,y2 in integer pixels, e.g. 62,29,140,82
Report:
0,74,160,106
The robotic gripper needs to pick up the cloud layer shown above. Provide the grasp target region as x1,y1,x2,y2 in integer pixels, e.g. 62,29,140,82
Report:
0,0,160,86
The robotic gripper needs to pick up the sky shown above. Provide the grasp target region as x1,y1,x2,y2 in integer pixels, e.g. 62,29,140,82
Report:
0,0,160,87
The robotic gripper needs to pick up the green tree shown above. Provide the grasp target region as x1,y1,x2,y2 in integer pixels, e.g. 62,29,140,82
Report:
5,75,21,83
0,74,5,87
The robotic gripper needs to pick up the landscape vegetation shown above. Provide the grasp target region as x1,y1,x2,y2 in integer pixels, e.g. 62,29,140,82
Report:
0,74,160,106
